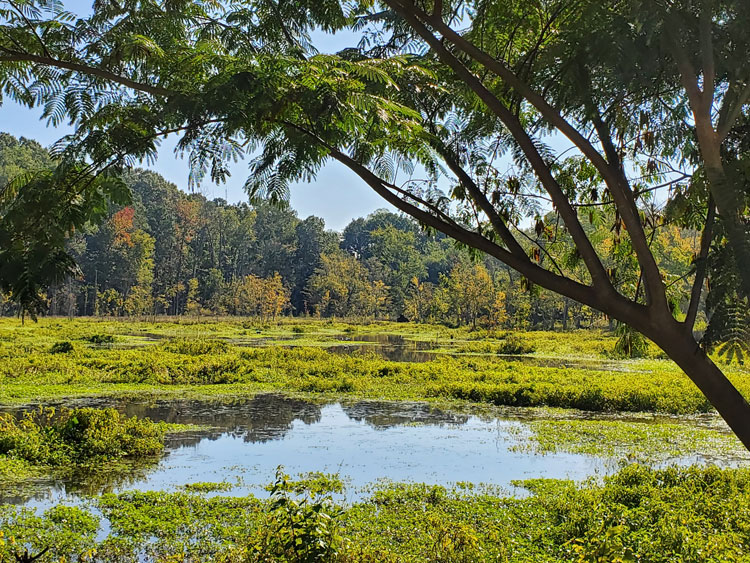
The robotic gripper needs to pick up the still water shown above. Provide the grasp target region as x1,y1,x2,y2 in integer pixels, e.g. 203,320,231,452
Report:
121,331,630,369
6,395,614,507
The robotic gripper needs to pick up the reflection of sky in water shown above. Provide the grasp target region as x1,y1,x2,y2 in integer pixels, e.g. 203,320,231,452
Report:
7,396,613,510
147,405,606,493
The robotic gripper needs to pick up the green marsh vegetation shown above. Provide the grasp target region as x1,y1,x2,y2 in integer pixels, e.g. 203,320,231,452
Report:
0,318,748,470
2,465,750,562
0,406,192,490
0,319,748,559
0,318,746,417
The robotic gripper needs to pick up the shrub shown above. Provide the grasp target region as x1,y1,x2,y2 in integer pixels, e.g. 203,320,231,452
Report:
0,407,167,466
246,467,347,562
85,334,116,345
497,334,535,354
50,341,75,354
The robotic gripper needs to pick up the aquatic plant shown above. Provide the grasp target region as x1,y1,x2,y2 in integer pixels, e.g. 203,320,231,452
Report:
0,407,169,471
497,334,536,355
0,324,747,414
160,337,230,356
49,341,75,354
3,465,748,562
245,467,347,562
85,334,116,345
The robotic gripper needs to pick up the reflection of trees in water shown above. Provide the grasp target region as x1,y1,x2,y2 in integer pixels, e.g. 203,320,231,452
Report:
1,395,473,503
0,457,161,505
341,401,468,429
123,394,323,447
1,395,324,503
328,334,437,363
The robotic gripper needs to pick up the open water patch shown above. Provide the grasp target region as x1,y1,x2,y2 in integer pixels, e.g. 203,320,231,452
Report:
4,394,746,510
2,395,602,507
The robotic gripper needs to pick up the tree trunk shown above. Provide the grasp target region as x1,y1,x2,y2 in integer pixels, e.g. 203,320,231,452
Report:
658,327,750,451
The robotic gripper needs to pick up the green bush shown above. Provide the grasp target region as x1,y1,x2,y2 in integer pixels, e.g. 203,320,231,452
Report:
85,334,116,345
0,407,167,466
246,467,348,562
50,341,75,354
497,334,536,354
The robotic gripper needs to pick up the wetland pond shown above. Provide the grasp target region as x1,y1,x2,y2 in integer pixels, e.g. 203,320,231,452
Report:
125,331,632,370
4,394,743,509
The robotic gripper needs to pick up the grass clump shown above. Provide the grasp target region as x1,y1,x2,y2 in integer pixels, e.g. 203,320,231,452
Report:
497,333,536,355
85,334,116,345
50,341,75,354
182,481,235,493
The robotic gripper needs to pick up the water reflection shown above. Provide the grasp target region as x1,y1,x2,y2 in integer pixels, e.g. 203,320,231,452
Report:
114,331,633,370
124,394,322,446
341,401,468,429
2,394,611,507
227,333,630,370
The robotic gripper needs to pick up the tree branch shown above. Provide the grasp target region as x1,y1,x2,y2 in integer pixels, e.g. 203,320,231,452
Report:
383,0,613,295
717,81,750,140
699,0,715,109
428,136,528,257
0,51,175,97
6,0,51,58
685,197,715,332
398,0,666,307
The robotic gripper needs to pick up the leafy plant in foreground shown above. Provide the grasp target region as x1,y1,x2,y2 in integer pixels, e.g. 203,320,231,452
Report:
246,467,347,562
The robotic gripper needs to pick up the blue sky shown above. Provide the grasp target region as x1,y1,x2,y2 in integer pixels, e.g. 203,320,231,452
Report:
0,2,394,231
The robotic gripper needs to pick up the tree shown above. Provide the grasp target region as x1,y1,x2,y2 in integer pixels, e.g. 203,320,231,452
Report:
439,262,497,327
2,0,749,448
292,216,339,313
229,273,290,319
0,161,129,319
368,225,426,315
306,251,387,317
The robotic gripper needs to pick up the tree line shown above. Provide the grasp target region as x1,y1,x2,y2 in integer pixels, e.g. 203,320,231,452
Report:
0,133,703,330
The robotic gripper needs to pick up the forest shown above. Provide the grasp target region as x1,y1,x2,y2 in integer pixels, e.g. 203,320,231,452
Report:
0,132,704,332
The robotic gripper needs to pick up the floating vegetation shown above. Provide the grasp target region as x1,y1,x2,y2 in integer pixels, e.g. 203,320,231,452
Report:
2,465,750,562
515,418,750,463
